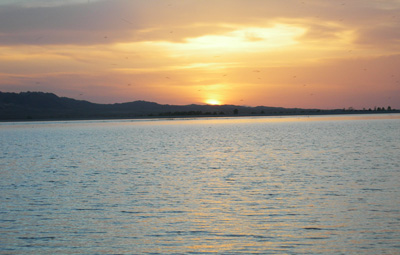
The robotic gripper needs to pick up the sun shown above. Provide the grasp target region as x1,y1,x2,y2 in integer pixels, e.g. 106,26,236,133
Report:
205,99,222,105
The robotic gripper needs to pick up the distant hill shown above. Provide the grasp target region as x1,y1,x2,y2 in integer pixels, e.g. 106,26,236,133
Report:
0,91,394,121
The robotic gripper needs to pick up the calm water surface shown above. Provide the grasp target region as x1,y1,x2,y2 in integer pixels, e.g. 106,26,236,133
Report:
1,114,400,254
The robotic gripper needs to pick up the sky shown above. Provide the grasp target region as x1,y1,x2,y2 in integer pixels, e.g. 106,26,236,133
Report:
1,0,400,109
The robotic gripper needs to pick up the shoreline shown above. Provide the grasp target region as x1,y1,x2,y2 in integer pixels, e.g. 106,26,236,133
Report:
1,110,399,123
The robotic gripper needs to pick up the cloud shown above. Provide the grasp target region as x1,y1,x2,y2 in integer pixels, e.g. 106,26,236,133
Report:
0,1,139,45
356,24,400,48
0,0,104,7
2,0,398,47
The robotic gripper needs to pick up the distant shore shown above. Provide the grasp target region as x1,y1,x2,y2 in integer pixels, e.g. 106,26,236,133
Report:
2,110,399,123
1,91,398,122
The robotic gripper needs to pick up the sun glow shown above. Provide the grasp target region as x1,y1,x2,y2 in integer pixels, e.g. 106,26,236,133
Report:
179,24,305,52
205,99,222,105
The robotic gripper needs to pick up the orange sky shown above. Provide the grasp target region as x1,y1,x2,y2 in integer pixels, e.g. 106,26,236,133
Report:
1,0,400,109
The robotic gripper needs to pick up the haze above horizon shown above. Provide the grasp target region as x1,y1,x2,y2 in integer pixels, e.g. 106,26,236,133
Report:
1,0,399,109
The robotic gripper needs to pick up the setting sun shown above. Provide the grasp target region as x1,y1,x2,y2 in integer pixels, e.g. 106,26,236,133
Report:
205,99,222,105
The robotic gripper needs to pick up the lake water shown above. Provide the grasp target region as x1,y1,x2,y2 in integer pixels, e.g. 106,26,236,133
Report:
1,114,400,254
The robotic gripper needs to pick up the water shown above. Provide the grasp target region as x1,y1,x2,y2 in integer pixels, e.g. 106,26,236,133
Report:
1,114,400,254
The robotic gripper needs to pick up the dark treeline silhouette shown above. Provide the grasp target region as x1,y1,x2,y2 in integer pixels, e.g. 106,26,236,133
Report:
157,111,225,116
0,91,398,121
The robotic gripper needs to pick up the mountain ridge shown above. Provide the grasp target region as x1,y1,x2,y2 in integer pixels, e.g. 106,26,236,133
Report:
0,91,395,121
